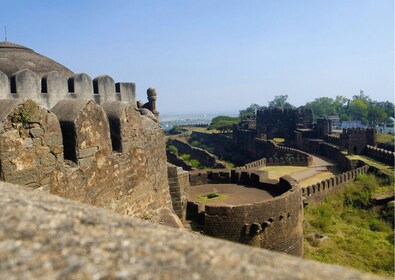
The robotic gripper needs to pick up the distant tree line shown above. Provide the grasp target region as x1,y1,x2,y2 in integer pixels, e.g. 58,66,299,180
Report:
237,92,394,126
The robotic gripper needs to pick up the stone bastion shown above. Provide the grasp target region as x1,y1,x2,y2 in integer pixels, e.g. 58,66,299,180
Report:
0,68,175,223
186,169,304,256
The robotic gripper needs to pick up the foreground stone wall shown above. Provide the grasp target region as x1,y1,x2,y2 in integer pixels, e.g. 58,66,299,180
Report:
0,98,171,220
0,182,383,280
0,99,63,190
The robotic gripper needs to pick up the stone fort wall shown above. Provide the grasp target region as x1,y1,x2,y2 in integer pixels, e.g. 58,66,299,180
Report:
167,139,227,169
0,70,171,219
186,170,304,256
363,145,395,166
302,165,369,205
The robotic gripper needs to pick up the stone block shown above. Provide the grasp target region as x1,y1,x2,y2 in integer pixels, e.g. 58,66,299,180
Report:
0,70,10,98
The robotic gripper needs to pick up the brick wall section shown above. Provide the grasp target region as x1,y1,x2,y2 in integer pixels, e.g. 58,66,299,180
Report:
167,163,190,220
301,165,369,204
363,145,395,166
187,170,304,257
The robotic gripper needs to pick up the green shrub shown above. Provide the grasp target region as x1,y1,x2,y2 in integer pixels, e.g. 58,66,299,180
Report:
344,174,377,208
190,140,200,147
180,154,191,161
167,145,178,155
189,159,200,169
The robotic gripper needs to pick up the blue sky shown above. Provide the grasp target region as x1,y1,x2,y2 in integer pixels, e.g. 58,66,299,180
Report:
1,0,394,114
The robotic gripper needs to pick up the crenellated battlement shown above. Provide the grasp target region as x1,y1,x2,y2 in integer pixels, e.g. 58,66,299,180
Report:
0,70,137,109
302,165,369,204
0,90,169,218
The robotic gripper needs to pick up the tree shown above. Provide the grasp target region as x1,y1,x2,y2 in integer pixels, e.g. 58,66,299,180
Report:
367,105,387,126
305,97,337,119
348,99,369,124
239,104,262,118
208,116,240,133
268,95,294,109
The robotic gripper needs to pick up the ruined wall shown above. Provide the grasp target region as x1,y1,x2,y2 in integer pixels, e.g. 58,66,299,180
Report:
187,170,303,257
302,165,369,204
363,145,395,166
167,164,190,220
0,70,172,220
167,139,226,169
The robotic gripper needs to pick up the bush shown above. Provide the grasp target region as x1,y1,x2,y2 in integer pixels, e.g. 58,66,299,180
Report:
167,145,178,155
180,154,191,161
344,174,378,208
167,126,187,135
190,140,200,147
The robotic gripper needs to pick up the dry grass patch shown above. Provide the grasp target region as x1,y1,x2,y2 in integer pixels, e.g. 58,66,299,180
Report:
259,166,308,180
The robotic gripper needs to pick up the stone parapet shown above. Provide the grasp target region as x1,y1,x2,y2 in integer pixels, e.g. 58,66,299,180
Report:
302,165,370,204
0,182,383,280
1,69,136,109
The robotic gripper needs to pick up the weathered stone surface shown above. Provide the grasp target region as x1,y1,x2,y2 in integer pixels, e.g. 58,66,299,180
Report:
93,75,116,103
0,182,385,280
0,99,63,189
42,70,68,109
0,70,10,99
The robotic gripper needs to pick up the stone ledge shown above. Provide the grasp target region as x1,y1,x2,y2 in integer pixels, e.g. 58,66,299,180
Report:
0,182,387,280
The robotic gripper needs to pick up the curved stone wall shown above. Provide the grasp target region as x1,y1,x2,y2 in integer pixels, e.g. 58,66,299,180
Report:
187,170,304,257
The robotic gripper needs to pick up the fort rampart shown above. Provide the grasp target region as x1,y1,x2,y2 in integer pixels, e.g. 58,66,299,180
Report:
167,139,226,169
167,164,190,220
302,165,369,204
186,169,304,256
0,70,171,220
363,145,395,166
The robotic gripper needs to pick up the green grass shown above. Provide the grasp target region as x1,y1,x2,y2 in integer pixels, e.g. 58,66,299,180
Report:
196,192,227,202
377,133,395,144
273,138,285,143
347,154,394,177
304,174,394,276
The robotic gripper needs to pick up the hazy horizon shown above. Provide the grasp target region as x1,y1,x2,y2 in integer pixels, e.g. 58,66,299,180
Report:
1,0,393,114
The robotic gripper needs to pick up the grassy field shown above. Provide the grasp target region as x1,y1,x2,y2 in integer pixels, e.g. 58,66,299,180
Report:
347,154,394,176
258,166,308,179
377,133,395,144
304,174,394,277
